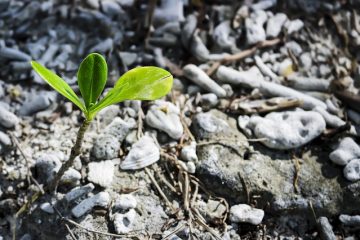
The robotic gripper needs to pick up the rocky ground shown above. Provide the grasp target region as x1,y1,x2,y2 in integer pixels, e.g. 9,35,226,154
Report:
1,0,360,239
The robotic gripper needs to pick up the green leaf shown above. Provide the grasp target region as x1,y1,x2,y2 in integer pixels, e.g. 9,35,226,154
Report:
31,61,86,113
77,53,107,109
89,66,173,119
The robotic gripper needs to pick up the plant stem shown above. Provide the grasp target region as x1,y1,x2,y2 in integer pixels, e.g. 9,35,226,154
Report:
48,118,91,192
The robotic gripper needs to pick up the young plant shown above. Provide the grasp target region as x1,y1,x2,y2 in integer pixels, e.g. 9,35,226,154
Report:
31,53,173,191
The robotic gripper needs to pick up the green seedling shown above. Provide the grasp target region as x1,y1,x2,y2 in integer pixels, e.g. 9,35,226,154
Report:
30,52,173,192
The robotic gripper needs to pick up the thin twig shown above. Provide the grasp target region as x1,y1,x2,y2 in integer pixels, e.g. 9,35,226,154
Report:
162,223,186,240
65,223,78,240
145,167,176,212
206,38,282,76
64,218,139,238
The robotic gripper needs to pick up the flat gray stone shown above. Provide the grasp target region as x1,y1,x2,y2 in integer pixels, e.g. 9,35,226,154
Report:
71,192,110,218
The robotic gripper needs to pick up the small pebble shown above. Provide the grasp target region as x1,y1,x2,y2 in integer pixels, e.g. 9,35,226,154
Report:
339,214,360,226
343,159,360,182
71,192,110,218
181,141,198,162
0,105,19,128
88,160,115,187
113,209,137,234
329,137,360,166
317,217,336,240
266,13,287,38
145,100,183,139
114,194,137,211
229,204,264,225
65,183,95,202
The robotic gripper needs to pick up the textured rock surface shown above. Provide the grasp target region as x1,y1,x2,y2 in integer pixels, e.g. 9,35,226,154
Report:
193,110,359,215
247,111,326,149
230,204,264,225
329,138,360,166
92,134,120,160
87,160,115,187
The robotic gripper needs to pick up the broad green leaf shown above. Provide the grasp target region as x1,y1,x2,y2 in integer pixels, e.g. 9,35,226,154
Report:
77,53,107,109
88,66,173,119
31,61,86,113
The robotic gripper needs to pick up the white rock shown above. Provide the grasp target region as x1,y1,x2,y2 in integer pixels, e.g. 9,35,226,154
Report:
113,209,137,234
181,141,198,162
259,81,327,109
0,105,19,128
287,75,329,92
88,160,115,187
201,93,219,108
285,19,304,34
284,41,303,56
65,183,95,202
300,52,312,70
313,107,345,128
266,13,287,38
238,115,252,136
329,138,360,166
183,64,226,97
230,204,264,225
217,66,326,109
339,214,360,226
248,111,326,149
216,65,264,89
145,100,183,139
114,194,137,210
251,0,277,10
120,135,160,170
213,21,236,50
72,192,110,218
278,58,293,77
40,202,54,214
61,168,81,186
254,55,278,80
178,160,196,174
344,159,360,182
246,18,266,45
